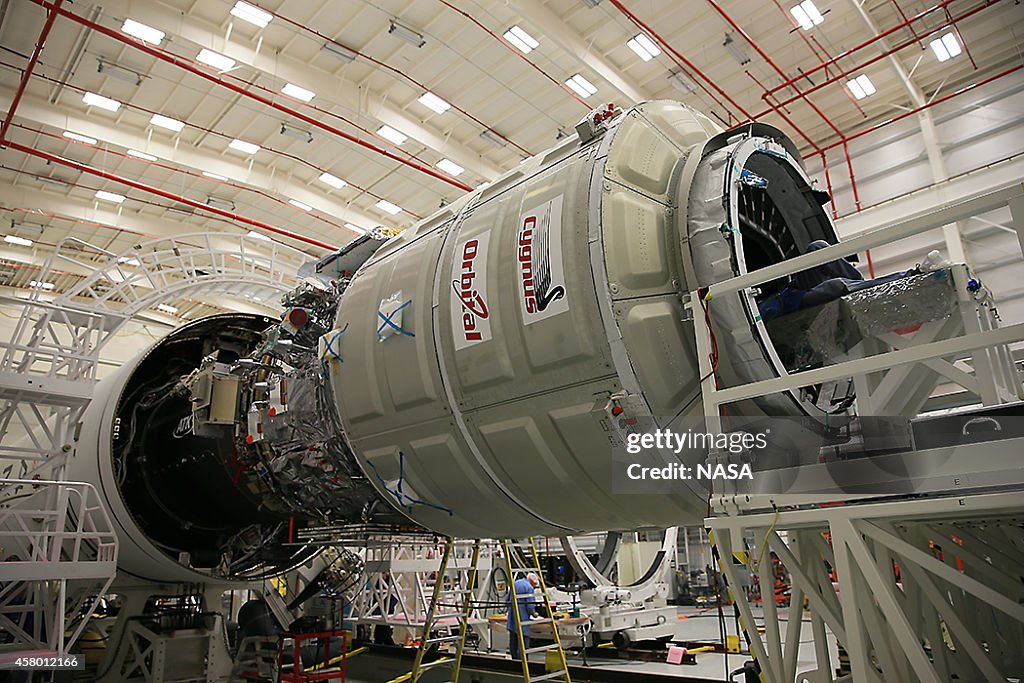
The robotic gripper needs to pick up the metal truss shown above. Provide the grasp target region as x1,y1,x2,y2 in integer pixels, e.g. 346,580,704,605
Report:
0,232,302,662
690,176,1024,682
0,232,303,484
708,491,1024,682
0,479,118,658
352,538,497,649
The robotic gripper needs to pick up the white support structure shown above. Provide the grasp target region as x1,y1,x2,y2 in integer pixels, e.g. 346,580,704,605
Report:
0,479,118,660
0,232,301,664
352,538,497,651
0,232,303,485
708,492,1024,683
694,174,1024,681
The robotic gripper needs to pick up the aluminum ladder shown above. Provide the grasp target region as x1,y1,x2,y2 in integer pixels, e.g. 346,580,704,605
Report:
405,538,482,683
501,538,572,683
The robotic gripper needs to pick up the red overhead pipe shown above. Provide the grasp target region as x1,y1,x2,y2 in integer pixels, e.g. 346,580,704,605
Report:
944,7,978,70
246,0,534,156
434,0,592,109
32,0,475,194
12,122,353,232
889,0,926,51
606,0,755,124
744,69,822,152
704,0,844,140
0,60,416,217
819,64,1022,152
842,140,861,211
766,0,866,116
818,151,838,220
0,0,63,141
4,140,338,251
766,0,974,96
756,0,998,116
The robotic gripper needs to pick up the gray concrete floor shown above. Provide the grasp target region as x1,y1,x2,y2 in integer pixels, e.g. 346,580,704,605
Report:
344,604,839,681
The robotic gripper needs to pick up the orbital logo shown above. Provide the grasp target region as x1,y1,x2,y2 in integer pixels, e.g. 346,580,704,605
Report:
517,195,568,324
450,231,492,350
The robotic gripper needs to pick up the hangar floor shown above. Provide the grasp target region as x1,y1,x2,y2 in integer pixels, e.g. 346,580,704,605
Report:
342,605,840,682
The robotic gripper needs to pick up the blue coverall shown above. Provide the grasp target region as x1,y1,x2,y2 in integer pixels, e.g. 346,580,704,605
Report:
507,577,536,660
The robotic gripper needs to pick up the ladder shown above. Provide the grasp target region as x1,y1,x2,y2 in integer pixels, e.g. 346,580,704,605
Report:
406,538,482,683
501,538,572,683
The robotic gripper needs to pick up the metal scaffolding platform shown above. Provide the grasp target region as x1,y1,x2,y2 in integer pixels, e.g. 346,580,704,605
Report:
0,232,302,662
694,182,1024,682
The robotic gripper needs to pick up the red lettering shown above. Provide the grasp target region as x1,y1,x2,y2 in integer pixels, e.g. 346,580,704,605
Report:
454,237,489,343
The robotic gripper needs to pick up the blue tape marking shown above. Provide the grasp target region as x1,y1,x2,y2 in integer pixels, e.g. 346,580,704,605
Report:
376,299,415,338
739,169,768,188
366,452,453,516
320,323,349,377
324,323,348,360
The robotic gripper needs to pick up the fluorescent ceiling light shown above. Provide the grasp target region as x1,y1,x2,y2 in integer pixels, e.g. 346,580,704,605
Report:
388,19,425,47
122,19,164,45
846,73,876,100
790,0,824,30
36,176,68,188
376,125,407,145
127,149,158,161
150,113,185,132
321,41,358,62
344,222,368,235
318,172,347,189
667,69,696,95
197,49,235,71
82,91,121,112
246,230,271,241
279,124,313,143
480,129,507,149
4,235,33,247
29,280,55,290
626,33,660,61
282,82,315,102
97,59,143,86
723,33,750,65
930,32,962,62
565,73,597,98
206,196,235,211
9,221,43,235
157,303,178,314
418,91,450,114
504,25,539,53
288,199,313,212
63,131,97,144
436,158,464,176
202,171,228,181
375,199,402,215
95,190,126,203
228,139,260,155
230,1,272,28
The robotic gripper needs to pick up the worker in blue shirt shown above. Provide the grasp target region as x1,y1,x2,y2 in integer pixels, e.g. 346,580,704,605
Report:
507,572,540,660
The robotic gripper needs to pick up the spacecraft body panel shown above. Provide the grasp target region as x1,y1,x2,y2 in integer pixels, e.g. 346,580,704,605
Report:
328,102,816,538
74,358,208,584
70,101,848,575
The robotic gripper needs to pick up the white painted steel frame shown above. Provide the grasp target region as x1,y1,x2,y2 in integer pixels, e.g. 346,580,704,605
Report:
0,232,301,664
695,176,1024,682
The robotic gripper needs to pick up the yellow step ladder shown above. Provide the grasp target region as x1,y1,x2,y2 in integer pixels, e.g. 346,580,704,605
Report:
404,538,481,683
501,538,573,683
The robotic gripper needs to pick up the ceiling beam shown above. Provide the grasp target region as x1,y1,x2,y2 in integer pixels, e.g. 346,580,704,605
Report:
1,91,379,236
511,0,649,105
0,179,312,262
94,0,505,181
847,0,969,264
